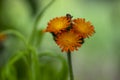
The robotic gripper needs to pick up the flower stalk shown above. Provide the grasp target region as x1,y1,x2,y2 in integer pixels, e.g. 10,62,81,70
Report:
44,14,95,80
67,51,74,80
29,0,55,45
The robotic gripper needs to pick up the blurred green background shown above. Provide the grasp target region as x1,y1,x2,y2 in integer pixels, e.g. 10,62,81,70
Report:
0,0,120,80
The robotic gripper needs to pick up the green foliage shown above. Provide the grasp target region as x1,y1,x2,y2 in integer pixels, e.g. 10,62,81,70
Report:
38,53,68,80
0,52,68,80
0,0,68,80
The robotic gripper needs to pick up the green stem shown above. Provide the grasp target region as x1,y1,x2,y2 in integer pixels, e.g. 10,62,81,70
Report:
28,46,39,80
29,0,55,44
9,52,24,65
1,30,28,47
67,51,74,80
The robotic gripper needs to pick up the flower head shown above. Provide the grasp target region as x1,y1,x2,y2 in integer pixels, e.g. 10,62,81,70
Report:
73,18,95,38
44,16,71,34
44,14,95,53
55,30,83,52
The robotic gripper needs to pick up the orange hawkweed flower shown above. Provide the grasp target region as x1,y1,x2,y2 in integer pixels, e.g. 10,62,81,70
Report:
0,34,6,41
44,14,95,53
73,18,95,38
44,16,71,34
55,30,83,52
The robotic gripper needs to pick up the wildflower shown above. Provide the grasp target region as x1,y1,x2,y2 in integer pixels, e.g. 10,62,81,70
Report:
44,16,71,34
73,18,95,38
44,14,95,52
55,30,83,52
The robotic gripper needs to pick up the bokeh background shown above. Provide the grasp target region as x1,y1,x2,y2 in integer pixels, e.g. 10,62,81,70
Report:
0,0,120,80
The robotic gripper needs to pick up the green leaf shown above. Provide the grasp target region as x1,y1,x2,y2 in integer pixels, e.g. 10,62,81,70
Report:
1,52,30,80
1,65,17,80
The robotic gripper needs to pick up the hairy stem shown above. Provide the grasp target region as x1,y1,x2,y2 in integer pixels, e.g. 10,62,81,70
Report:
67,51,74,80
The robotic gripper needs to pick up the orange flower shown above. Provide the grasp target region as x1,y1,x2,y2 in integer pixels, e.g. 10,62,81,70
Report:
44,16,71,34
44,14,95,53
73,18,95,38
0,34,6,41
55,30,83,52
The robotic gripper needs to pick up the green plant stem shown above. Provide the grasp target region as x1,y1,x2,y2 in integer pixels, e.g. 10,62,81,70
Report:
9,52,25,65
67,51,74,80
29,0,55,44
1,30,28,47
28,46,39,80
